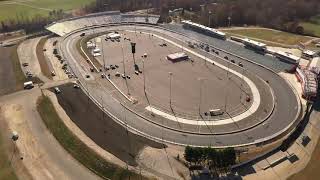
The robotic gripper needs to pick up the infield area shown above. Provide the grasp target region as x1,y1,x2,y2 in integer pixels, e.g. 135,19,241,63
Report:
94,31,253,120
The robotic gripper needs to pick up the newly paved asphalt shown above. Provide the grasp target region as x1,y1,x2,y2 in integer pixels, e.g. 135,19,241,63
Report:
59,24,300,147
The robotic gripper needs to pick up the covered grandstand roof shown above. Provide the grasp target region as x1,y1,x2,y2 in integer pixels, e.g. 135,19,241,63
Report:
181,20,226,37
242,38,266,48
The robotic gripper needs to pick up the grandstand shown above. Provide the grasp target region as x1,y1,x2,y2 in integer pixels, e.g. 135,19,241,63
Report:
275,51,300,64
46,11,159,36
181,20,226,40
296,67,318,99
242,38,267,52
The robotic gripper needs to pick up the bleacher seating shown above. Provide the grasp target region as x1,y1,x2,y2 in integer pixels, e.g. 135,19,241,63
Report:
46,11,160,36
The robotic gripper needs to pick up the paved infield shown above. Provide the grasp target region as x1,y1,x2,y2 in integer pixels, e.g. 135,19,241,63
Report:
95,31,252,119
59,24,300,146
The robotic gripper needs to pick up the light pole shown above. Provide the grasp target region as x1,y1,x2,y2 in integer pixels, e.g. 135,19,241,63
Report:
169,72,173,108
228,16,232,27
143,59,154,116
198,78,206,115
227,62,230,79
121,40,130,95
208,11,212,27
101,36,106,73
224,83,229,112
143,59,146,94
131,42,136,65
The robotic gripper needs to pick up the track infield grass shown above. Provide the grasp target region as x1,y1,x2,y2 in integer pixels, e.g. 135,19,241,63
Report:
222,28,313,46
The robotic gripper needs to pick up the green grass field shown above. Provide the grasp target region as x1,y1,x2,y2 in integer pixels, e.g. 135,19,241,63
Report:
300,22,320,37
0,0,95,22
223,28,313,46
299,15,320,37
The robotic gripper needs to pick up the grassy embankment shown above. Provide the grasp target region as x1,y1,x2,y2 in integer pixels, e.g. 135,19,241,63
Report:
37,95,148,180
36,37,52,79
222,28,313,46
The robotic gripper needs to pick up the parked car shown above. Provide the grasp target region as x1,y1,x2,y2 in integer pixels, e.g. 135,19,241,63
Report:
54,87,61,94
22,62,29,67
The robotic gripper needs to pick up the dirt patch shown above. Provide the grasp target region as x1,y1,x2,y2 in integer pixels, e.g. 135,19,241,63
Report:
53,83,163,166
0,121,18,180
36,37,52,79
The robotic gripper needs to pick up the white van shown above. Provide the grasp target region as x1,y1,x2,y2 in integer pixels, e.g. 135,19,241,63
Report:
24,81,34,89
209,109,224,116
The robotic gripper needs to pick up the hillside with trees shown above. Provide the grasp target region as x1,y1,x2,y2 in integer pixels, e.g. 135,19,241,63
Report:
1,0,319,36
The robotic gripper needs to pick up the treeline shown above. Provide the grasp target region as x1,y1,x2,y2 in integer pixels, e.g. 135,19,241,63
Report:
82,0,162,13
0,10,69,34
1,0,319,35
175,0,320,35
184,146,236,174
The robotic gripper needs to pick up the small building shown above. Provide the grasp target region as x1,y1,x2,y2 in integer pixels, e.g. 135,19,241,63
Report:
275,51,300,64
242,38,267,52
295,67,318,99
167,52,189,61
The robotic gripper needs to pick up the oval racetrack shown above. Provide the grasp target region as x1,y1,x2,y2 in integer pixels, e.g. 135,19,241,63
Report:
59,24,301,147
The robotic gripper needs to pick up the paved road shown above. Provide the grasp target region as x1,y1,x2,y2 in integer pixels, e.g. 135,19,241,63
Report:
59,24,300,147
0,88,100,180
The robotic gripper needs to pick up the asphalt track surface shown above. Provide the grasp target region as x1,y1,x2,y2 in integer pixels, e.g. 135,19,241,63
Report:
59,24,300,147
